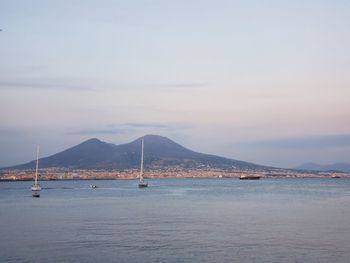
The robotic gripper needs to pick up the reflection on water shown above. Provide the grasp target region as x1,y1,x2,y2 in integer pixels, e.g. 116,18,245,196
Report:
0,178,350,263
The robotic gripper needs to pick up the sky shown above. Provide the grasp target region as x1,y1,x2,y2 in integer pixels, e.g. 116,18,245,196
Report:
1,0,349,168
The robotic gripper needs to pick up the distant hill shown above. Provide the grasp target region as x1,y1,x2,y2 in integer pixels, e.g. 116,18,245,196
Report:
7,135,264,170
295,162,350,172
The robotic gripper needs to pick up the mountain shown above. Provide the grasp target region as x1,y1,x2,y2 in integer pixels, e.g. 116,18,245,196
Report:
295,162,350,172
7,135,263,170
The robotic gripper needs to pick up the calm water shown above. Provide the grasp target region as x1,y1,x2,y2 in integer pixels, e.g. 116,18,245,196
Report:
1,178,350,263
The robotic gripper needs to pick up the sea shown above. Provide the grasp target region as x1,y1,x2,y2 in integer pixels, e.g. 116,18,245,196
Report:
0,178,350,263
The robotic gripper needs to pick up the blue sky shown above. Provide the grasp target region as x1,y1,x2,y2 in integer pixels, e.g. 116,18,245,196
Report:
1,0,349,168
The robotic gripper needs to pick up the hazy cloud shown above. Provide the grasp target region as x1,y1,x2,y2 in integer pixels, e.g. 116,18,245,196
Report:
230,134,350,149
68,122,190,136
0,79,94,91
124,122,191,131
0,128,22,137
121,123,170,129
67,128,124,135
163,82,209,89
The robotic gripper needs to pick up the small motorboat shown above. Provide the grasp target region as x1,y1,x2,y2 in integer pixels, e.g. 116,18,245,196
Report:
90,184,98,189
239,175,261,180
32,192,40,198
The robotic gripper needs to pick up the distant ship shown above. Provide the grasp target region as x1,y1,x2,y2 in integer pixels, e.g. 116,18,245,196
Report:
31,146,41,197
239,175,261,180
138,137,148,188
331,174,341,178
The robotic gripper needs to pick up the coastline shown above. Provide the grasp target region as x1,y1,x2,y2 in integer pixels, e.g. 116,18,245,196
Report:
1,168,349,182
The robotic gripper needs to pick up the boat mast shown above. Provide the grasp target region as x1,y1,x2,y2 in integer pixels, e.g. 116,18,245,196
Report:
35,146,39,186
140,137,144,182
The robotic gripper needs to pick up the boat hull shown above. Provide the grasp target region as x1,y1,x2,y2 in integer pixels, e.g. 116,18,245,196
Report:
239,176,261,180
138,183,148,188
32,192,40,198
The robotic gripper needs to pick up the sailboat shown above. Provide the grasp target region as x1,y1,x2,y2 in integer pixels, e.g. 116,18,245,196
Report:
31,146,41,197
138,137,148,188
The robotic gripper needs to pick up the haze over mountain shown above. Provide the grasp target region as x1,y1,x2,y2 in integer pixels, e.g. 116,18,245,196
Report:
8,135,263,170
295,162,350,172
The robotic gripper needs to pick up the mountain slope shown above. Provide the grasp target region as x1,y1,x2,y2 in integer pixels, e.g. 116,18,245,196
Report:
9,135,263,170
14,138,118,169
295,162,350,172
